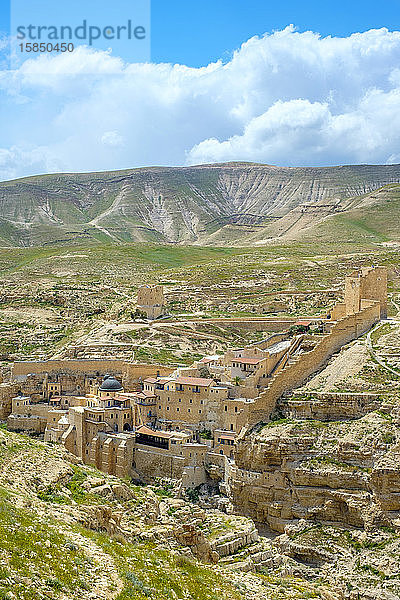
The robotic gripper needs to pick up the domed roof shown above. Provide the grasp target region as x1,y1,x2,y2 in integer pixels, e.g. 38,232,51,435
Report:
99,375,123,392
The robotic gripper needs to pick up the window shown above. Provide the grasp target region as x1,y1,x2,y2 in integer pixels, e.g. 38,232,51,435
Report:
177,407,180,412
159,405,161,409
188,409,191,413
199,410,201,414
189,399,192,403
230,424,234,431
224,406,227,412
235,407,238,413
167,406,170,411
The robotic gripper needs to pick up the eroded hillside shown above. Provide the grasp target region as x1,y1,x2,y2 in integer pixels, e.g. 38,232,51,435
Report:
0,427,343,600
1,163,400,246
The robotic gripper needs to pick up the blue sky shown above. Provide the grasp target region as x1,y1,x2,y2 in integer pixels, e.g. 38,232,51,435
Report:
151,0,400,66
2,0,400,66
0,1,400,179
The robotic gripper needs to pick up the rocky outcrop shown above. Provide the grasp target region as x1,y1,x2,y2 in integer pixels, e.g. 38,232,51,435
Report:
229,413,400,532
284,391,383,421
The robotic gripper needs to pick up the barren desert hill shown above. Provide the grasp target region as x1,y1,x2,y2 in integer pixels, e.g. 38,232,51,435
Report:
1,161,400,246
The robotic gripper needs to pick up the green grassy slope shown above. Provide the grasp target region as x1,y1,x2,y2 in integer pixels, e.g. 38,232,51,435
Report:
294,183,400,245
0,427,337,600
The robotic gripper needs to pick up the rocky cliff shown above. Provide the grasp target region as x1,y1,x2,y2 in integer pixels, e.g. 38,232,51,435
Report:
231,412,400,532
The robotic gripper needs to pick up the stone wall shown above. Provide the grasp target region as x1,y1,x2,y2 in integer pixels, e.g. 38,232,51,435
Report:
11,360,174,396
345,266,387,319
238,300,381,427
190,317,318,333
12,359,125,378
123,363,174,388
134,445,186,480
0,382,20,419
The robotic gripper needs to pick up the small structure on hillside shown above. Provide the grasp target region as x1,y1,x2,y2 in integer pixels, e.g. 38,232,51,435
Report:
137,285,167,320
331,266,388,320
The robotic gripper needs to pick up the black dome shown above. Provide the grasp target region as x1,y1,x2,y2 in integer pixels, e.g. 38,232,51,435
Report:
99,375,123,392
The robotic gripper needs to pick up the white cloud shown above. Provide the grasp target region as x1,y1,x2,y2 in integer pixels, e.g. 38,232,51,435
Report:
101,130,125,148
0,146,65,181
1,26,400,179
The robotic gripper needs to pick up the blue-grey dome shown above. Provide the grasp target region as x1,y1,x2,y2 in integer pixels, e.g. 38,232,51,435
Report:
99,375,123,392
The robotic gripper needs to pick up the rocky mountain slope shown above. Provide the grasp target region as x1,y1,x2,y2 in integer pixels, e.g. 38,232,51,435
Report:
0,426,343,600
226,320,400,599
3,421,400,600
1,162,400,246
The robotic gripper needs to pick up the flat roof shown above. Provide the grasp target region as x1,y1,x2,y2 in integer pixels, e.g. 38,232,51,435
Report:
174,376,214,387
233,357,263,365
199,355,220,363
132,390,156,399
136,425,172,439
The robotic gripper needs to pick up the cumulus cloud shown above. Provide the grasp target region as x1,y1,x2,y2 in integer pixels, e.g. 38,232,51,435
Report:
1,26,400,179
101,131,125,148
0,146,65,181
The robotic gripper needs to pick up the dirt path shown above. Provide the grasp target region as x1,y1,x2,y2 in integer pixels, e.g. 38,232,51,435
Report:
366,321,400,378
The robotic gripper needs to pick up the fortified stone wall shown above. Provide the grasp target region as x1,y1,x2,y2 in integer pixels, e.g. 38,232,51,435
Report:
12,359,125,378
134,445,186,480
188,318,317,333
11,360,173,396
238,300,381,427
88,434,135,478
0,382,20,419
122,363,174,388
345,266,387,319
7,401,52,433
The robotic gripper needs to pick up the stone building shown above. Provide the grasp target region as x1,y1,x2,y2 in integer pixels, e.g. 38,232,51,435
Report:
137,284,166,320
331,266,388,320
61,375,135,461
4,266,389,491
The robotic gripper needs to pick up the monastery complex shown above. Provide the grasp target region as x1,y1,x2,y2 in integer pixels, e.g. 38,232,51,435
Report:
0,267,388,489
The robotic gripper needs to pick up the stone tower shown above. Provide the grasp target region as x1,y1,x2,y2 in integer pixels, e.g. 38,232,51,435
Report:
344,266,388,319
137,285,166,320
